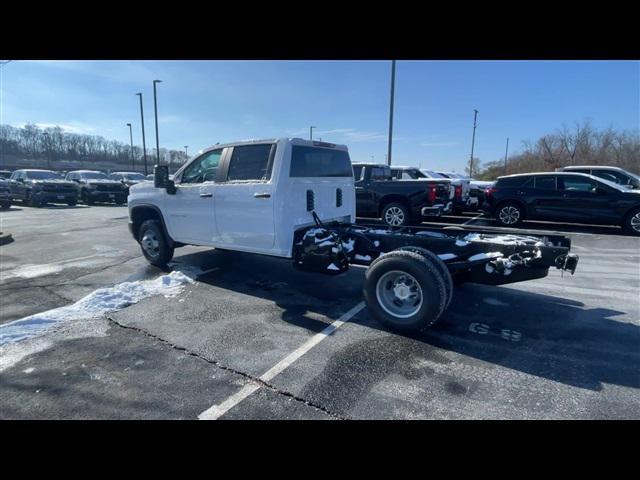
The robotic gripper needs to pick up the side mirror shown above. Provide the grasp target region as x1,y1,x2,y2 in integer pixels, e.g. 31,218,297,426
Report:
154,165,176,194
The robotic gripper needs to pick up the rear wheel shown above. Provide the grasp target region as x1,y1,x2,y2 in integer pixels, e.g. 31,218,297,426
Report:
138,219,174,267
396,246,453,311
363,250,447,332
0,201,10,210
496,202,524,227
381,202,410,227
67,200,77,206
623,208,640,236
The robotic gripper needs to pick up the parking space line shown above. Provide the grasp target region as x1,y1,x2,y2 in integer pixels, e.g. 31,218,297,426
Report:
198,301,366,420
462,213,484,226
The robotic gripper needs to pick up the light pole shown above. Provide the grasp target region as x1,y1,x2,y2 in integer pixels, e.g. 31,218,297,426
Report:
42,131,50,169
184,145,188,158
136,93,148,175
387,60,396,166
127,123,134,172
468,109,478,177
504,137,509,175
153,79,162,165
309,126,316,141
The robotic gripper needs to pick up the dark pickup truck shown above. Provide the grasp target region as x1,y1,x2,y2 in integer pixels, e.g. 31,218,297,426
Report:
353,163,452,227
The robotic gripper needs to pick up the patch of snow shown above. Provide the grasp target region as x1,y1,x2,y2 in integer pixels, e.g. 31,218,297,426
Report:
343,238,355,252
327,263,339,271
23,367,35,374
416,231,448,238
437,253,457,260
373,240,380,247
0,269,199,347
354,254,372,262
467,252,503,261
455,239,469,247
463,233,546,246
483,297,509,307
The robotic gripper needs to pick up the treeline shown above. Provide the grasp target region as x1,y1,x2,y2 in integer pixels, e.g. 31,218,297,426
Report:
0,123,189,172
474,121,640,180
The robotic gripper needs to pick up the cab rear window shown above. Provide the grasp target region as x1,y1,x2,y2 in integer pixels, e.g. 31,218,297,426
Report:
290,146,352,177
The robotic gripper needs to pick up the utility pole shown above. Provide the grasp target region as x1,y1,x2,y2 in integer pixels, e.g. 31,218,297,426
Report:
504,137,509,175
387,60,396,166
468,109,478,177
136,93,148,175
184,145,188,157
127,123,134,172
153,79,162,165
309,126,316,141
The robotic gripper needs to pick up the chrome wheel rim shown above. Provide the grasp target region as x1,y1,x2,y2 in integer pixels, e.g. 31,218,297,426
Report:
375,270,423,319
499,206,520,225
385,207,405,226
141,230,160,258
631,212,640,233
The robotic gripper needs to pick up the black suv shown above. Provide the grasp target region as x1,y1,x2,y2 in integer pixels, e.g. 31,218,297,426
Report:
66,170,127,205
482,172,640,235
556,166,640,190
8,169,77,207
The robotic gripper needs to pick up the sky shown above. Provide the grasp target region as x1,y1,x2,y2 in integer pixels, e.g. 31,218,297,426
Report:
1,60,638,172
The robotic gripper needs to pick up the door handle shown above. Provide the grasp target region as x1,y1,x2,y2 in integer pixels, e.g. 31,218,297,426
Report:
199,193,213,198
254,193,271,199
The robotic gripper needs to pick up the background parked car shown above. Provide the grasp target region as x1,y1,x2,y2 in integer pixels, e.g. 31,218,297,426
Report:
0,170,12,179
65,170,127,205
108,171,148,195
8,169,77,207
435,171,475,213
556,165,640,190
0,178,12,209
483,172,640,235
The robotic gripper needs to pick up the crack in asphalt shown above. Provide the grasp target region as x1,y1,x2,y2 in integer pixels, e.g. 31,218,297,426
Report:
105,315,347,420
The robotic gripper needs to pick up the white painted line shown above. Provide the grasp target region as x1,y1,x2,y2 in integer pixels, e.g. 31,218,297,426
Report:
198,301,366,420
462,213,484,226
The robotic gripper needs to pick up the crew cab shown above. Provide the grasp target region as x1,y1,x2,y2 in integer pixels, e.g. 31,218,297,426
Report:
128,138,580,332
65,170,127,205
354,163,452,226
483,172,640,235
8,169,77,207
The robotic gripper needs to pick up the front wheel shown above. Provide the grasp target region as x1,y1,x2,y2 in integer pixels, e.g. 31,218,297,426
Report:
495,202,524,227
381,202,410,227
81,190,94,205
363,250,447,332
138,219,174,267
623,208,640,236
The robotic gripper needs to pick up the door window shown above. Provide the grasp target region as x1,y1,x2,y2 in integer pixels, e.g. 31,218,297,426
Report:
559,176,599,193
181,149,223,184
534,176,557,190
353,165,364,181
371,166,391,181
226,144,274,182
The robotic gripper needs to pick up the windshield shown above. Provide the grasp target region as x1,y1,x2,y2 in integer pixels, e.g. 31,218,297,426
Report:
26,171,61,180
593,175,631,192
125,173,146,180
81,172,109,180
422,170,447,179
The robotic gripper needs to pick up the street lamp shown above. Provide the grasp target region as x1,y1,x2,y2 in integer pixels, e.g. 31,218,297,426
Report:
468,109,478,177
126,123,134,172
135,93,148,175
184,145,188,157
309,126,316,141
153,79,162,165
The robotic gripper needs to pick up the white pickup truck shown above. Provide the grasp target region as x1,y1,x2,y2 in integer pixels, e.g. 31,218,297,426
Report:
128,138,579,332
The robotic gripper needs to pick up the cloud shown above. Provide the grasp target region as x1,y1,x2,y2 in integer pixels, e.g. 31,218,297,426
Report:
12,122,97,135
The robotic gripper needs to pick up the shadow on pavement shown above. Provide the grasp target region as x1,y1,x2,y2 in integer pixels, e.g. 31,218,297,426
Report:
171,248,637,392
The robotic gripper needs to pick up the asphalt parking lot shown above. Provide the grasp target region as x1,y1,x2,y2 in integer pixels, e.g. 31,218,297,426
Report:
1,204,639,419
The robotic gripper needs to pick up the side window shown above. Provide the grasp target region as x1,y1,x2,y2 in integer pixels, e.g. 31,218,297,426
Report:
534,176,556,190
560,176,599,193
10,171,18,180
371,167,390,181
592,170,627,185
353,165,363,181
181,149,223,184
226,144,273,182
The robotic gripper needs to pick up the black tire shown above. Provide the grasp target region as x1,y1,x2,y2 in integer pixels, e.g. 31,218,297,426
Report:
27,192,41,208
67,200,77,207
381,202,411,227
396,246,454,311
138,219,174,267
495,201,524,227
622,207,640,236
363,250,447,332
81,189,94,205
0,202,10,210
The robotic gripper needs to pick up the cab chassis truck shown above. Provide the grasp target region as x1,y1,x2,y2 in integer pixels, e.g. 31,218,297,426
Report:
128,138,579,333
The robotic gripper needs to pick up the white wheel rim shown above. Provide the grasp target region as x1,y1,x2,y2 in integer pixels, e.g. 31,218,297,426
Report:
631,213,640,232
385,207,405,226
375,270,423,319
499,206,520,225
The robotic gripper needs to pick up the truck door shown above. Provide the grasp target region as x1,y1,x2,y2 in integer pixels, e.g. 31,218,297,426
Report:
213,143,276,250
164,148,222,245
